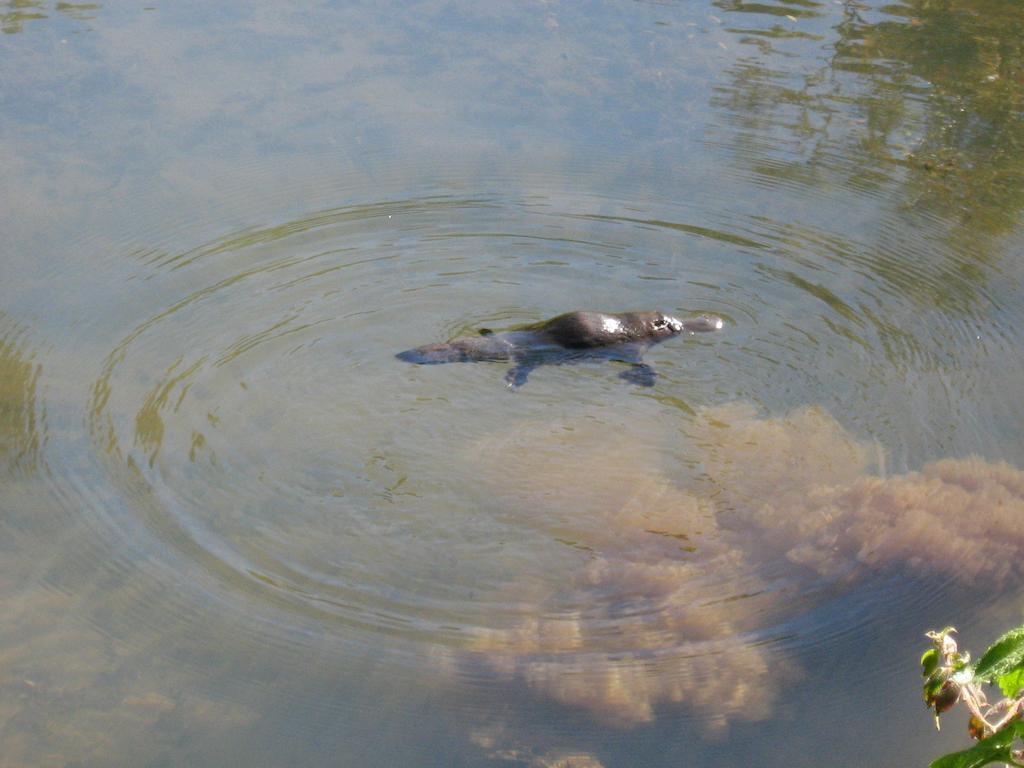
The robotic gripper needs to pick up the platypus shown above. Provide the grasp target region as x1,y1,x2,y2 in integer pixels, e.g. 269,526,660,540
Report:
396,310,724,388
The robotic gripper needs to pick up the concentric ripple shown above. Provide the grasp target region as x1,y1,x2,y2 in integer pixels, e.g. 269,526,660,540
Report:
71,183,1024,729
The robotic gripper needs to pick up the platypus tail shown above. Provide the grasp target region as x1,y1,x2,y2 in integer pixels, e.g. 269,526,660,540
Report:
396,343,465,364
397,335,513,364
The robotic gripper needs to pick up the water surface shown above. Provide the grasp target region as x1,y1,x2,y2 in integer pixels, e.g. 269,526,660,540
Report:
2,1,1024,766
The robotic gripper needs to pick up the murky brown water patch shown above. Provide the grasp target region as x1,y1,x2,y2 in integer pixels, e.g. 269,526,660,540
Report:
444,402,1024,732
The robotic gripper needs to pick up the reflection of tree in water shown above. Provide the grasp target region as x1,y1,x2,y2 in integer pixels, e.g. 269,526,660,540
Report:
0,315,44,476
837,0,1024,239
713,0,1024,245
1,1,100,34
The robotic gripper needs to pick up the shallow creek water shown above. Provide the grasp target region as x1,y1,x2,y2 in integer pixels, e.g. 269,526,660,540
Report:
2,1,1024,766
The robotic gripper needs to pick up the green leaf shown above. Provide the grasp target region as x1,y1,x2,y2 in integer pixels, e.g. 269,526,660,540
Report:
930,721,1024,768
975,626,1024,684
998,667,1024,699
923,648,940,677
